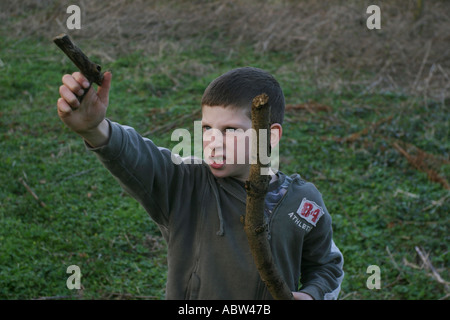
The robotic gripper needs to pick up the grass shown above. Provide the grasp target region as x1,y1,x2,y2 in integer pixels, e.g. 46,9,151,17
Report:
0,26,449,300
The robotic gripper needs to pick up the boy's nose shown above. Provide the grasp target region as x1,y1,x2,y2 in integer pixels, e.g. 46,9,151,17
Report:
207,137,224,154
204,129,224,147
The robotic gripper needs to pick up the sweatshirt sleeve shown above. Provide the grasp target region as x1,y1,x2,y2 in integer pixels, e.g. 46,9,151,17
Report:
298,185,344,300
85,119,198,227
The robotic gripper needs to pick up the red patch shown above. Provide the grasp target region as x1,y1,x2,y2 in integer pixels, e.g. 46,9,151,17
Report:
296,198,324,226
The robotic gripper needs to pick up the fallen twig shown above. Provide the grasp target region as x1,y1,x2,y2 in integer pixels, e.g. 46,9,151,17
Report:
412,40,432,90
415,246,450,291
393,142,450,190
422,193,450,211
386,246,404,277
286,101,332,113
337,116,393,143
57,168,95,184
19,178,46,208
142,109,201,136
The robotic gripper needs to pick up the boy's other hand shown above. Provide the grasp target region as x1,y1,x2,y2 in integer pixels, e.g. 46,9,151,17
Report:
292,292,314,300
57,71,112,146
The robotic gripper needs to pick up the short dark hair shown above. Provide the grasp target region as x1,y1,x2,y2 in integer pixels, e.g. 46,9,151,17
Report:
201,67,285,125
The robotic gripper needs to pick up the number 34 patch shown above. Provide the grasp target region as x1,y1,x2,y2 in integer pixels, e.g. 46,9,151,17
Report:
296,198,324,226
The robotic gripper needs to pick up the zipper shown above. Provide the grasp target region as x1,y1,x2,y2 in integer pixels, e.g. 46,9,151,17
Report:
266,185,290,240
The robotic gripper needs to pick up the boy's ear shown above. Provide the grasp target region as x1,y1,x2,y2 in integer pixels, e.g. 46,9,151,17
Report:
270,123,282,148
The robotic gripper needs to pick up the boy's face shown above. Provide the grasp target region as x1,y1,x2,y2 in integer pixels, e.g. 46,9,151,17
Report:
201,105,253,182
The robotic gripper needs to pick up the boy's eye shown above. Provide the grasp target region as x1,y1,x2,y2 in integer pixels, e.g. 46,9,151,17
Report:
202,126,239,134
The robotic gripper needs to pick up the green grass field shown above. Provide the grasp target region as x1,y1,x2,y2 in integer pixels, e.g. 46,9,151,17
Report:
1,2,449,300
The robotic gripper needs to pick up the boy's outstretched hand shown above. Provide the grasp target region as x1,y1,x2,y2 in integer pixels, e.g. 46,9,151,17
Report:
57,71,112,147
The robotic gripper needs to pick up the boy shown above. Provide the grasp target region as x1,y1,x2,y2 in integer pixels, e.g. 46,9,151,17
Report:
57,67,344,300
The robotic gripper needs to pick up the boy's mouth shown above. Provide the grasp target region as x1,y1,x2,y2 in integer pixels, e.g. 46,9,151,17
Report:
209,156,225,169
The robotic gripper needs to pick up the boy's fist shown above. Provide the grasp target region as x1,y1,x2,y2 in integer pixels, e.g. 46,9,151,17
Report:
57,71,112,136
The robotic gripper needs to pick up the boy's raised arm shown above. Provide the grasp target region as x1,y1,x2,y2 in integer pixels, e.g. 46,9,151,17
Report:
57,71,112,147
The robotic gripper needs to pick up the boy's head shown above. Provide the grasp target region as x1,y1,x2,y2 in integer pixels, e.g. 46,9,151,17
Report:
201,67,285,181
201,67,285,125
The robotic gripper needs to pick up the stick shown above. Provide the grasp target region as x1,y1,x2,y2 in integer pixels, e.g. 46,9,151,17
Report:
415,246,450,289
53,34,104,87
142,109,201,136
57,168,95,184
19,178,46,208
244,94,294,300
412,40,432,90
393,142,450,190
286,102,332,113
339,116,393,143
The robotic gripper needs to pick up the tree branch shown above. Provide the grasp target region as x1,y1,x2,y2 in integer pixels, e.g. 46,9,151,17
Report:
244,93,294,300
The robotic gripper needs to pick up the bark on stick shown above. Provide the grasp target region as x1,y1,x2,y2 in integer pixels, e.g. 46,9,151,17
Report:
53,34,104,86
244,94,294,300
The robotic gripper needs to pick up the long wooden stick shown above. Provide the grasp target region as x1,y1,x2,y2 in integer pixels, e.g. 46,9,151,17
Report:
244,94,293,300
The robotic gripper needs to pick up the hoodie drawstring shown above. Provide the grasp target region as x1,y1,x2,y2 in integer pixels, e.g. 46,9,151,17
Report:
208,175,224,236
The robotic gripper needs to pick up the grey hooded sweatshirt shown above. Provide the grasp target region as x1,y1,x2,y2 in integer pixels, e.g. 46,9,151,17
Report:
87,120,344,300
